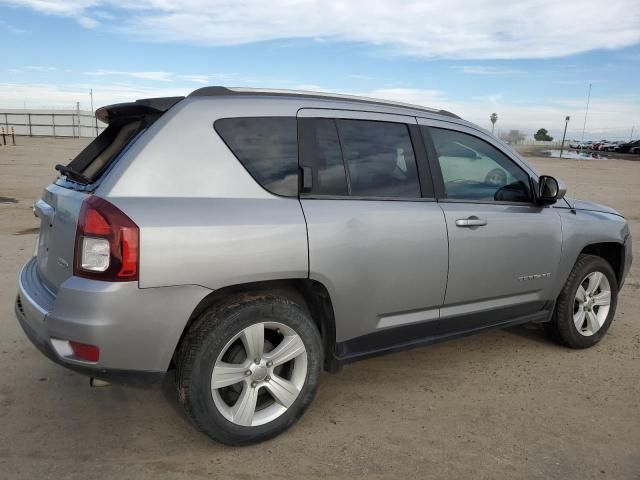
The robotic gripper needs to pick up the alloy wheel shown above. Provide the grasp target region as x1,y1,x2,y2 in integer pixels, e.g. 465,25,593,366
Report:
573,271,611,336
210,321,307,427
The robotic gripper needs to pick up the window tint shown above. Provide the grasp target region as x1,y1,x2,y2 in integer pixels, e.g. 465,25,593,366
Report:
313,119,348,195
215,117,298,196
427,127,531,203
336,119,421,198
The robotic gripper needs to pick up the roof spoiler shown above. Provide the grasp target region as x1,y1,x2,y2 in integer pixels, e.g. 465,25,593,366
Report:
95,96,185,124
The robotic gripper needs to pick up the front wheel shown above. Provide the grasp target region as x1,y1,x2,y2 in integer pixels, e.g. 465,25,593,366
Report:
551,254,618,348
176,293,323,445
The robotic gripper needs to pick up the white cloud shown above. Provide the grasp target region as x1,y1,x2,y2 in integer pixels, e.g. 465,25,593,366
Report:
83,70,234,84
1,0,98,18
84,69,174,81
347,74,375,80
25,65,57,71
453,66,523,75
181,74,209,84
0,82,187,110
2,0,639,59
77,15,99,28
0,19,26,33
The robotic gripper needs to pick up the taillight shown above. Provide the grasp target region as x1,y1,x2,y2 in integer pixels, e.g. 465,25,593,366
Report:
74,196,139,281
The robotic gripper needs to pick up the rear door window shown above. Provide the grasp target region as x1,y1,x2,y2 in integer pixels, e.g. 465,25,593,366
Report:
336,119,421,198
300,118,349,195
215,117,298,197
301,118,421,198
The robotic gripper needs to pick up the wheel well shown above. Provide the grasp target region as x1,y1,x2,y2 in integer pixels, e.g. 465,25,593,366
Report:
172,279,340,373
580,242,624,286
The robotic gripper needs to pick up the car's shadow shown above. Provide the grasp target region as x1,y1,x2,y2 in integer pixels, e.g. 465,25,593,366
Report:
504,322,555,345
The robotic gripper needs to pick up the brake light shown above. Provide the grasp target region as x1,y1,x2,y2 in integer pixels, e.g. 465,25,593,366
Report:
74,196,139,281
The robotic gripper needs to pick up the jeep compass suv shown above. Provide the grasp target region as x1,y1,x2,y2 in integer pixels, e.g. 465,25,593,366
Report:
16,87,632,445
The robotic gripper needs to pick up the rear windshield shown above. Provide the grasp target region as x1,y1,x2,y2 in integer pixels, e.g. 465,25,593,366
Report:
214,117,299,197
65,118,146,183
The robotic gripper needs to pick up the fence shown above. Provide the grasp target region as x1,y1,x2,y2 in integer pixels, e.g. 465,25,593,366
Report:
0,109,107,138
519,139,562,146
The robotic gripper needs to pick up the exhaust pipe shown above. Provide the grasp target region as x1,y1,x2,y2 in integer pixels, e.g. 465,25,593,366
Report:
90,377,111,387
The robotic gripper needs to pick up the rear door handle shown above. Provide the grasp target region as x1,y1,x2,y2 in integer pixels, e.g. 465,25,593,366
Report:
455,216,487,227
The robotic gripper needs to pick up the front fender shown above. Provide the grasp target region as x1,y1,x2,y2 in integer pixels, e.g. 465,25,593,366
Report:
555,209,629,293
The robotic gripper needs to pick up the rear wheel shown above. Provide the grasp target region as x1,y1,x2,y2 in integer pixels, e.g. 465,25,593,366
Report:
176,293,322,445
551,254,618,348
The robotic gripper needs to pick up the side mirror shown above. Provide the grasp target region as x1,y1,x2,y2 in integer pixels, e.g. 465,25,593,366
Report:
537,175,566,204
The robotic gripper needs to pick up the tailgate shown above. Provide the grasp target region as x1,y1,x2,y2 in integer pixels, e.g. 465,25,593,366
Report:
32,95,184,291
35,184,88,292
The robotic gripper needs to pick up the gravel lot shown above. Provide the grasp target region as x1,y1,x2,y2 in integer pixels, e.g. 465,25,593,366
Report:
1,137,638,479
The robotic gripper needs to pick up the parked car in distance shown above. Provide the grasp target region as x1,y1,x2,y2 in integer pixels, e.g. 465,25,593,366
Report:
605,142,623,152
619,140,640,153
16,87,633,445
630,146,640,154
568,140,581,149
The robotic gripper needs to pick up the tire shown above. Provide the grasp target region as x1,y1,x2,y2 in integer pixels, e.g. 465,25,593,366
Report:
551,254,618,348
176,292,323,445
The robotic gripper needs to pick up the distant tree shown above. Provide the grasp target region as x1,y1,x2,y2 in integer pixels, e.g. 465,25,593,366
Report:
534,128,554,141
500,129,525,145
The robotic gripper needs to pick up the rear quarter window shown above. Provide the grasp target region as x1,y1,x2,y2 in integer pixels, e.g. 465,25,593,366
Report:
214,117,299,197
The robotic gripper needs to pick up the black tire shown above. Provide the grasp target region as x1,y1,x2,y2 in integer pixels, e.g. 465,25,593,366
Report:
176,292,323,445
551,254,618,348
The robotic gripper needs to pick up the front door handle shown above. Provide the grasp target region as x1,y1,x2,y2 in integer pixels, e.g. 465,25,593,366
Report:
455,216,487,227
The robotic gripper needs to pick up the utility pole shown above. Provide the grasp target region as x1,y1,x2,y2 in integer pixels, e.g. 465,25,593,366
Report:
580,83,592,143
490,113,498,135
560,116,570,158
90,89,98,137
631,126,635,141
76,101,80,138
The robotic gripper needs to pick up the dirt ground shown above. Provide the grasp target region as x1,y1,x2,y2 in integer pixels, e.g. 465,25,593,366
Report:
1,137,638,479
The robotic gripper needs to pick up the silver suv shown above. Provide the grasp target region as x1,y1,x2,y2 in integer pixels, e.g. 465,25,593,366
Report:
16,87,632,445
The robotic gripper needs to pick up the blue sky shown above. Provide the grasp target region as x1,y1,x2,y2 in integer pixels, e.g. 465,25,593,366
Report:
1,0,639,140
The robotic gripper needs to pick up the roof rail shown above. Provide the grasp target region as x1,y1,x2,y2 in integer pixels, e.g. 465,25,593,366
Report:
188,86,460,119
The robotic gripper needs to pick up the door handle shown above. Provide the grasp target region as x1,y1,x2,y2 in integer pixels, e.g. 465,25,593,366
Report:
455,216,487,227
34,200,55,225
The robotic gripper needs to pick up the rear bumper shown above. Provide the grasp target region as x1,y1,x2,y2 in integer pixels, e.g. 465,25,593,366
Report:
15,296,164,386
16,257,211,385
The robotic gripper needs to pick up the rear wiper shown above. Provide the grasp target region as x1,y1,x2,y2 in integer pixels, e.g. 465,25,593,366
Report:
55,164,91,184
